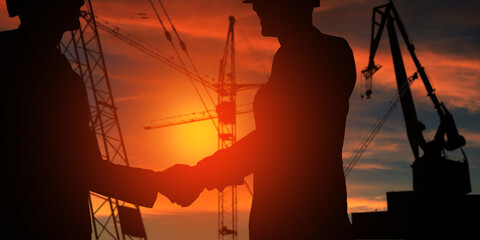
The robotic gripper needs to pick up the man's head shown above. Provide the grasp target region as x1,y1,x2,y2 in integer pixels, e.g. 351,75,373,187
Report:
7,0,85,32
243,0,320,37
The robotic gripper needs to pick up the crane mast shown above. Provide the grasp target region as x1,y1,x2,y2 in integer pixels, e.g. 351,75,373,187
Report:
217,16,238,240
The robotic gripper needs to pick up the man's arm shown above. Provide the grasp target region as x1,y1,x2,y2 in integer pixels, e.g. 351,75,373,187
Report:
194,130,260,191
85,130,159,208
90,160,159,208
72,68,159,208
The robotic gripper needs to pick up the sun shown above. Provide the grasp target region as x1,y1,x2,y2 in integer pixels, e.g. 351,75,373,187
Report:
169,120,219,165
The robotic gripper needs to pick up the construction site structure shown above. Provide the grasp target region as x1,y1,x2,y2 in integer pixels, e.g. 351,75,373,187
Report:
143,16,260,240
90,7,260,238
216,16,239,240
143,105,253,130
59,0,147,239
69,1,261,237
351,1,480,239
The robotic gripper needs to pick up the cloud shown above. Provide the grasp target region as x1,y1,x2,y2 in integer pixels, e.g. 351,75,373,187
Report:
115,93,153,103
91,0,276,80
461,129,480,148
350,45,480,113
353,163,394,171
393,0,480,59
347,196,387,213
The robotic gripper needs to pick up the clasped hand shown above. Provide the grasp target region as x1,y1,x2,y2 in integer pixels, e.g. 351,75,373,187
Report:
157,164,204,207
157,155,245,207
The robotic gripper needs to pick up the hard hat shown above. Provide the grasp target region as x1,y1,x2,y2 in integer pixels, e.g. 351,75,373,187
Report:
6,0,84,18
6,0,42,17
242,0,320,7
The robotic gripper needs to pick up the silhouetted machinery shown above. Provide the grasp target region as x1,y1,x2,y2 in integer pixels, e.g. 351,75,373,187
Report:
352,1,479,239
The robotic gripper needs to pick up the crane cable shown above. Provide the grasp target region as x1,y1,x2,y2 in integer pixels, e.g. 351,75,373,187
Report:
147,2,255,196
93,15,215,91
148,0,218,131
236,20,270,78
344,73,418,176
155,0,217,108
154,1,255,197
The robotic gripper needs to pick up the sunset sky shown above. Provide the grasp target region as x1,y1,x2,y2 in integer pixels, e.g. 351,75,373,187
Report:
1,0,479,239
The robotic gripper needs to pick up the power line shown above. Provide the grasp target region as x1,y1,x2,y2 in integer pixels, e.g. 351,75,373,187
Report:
236,20,270,77
148,0,218,130
94,15,215,90
155,0,217,107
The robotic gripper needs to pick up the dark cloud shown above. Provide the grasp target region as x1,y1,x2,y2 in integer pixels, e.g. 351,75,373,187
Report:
394,0,480,58
314,0,480,58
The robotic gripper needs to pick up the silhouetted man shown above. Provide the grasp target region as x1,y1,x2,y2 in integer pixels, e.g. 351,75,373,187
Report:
178,0,357,239
0,1,200,239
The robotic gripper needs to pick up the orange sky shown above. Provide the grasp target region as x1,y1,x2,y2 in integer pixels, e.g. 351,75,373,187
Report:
1,0,480,239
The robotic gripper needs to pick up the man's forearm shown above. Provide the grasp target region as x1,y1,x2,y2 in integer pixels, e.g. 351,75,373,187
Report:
90,161,158,208
194,130,258,190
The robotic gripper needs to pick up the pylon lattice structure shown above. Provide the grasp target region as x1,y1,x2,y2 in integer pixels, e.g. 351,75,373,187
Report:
59,0,147,239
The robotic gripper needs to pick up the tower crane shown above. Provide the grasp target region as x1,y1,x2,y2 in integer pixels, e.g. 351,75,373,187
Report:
351,1,479,239
142,16,261,240
58,0,262,238
92,7,262,238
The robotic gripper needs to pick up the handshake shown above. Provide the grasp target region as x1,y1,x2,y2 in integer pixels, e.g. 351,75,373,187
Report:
156,160,245,207
156,164,205,207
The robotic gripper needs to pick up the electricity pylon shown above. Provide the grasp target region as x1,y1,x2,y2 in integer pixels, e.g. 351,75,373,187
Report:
59,0,147,239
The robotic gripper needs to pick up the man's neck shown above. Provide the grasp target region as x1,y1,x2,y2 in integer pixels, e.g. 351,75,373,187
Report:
277,23,317,46
17,22,63,51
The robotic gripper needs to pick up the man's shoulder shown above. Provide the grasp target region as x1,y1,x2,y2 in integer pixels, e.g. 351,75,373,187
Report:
317,32,352,52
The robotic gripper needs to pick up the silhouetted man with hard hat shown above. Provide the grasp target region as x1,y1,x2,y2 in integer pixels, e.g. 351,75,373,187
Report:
185,0,357,239
0,1,202,239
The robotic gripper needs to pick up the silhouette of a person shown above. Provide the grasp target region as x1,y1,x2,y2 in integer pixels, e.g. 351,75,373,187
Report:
187,0,357,239
0,1,200,239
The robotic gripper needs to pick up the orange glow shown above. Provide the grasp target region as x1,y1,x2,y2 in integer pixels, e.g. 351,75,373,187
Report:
1,0,478,223
347,196,388,213
168,121,218,165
